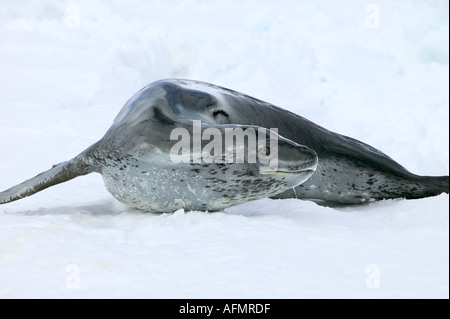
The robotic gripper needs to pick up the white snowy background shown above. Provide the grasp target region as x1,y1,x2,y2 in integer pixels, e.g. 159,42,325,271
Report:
0,0,448,298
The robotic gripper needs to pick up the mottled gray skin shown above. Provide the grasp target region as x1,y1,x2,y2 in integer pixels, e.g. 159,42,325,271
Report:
155,79,446,204
94,120,317,212
0,79,318,212
115,78,448,205
0,78,448,211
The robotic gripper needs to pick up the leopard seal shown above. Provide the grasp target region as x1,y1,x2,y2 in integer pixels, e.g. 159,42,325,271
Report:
0,78,448,211
0,86,318,212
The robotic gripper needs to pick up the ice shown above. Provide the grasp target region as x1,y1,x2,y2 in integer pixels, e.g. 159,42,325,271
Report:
0,0,448,298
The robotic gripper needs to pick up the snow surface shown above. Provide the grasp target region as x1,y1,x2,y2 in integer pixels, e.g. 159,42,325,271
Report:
0,0,448,298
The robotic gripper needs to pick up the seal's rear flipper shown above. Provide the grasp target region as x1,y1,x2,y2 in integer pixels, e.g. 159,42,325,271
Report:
0,158,92,205
399,175,448,200
425,175,449,196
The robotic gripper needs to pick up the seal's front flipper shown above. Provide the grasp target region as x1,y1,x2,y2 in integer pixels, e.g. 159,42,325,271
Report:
0,158,92,205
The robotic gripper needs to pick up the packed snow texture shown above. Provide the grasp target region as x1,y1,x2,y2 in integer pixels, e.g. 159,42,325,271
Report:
0,0,448,298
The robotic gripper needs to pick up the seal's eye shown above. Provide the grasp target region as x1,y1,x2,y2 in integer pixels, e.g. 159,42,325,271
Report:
212,109,229,118
259,146,270,156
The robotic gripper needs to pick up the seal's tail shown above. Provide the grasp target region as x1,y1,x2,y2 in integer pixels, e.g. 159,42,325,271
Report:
423,175,449,196
0,157,93,205
405,175,449,200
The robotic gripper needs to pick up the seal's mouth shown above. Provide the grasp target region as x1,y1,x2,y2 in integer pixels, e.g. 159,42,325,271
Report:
259,168,316,175
259,157,318,175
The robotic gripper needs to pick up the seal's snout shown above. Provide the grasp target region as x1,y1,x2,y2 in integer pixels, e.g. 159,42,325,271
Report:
261,141,318,176
281,144,318,173
297,145,318,171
